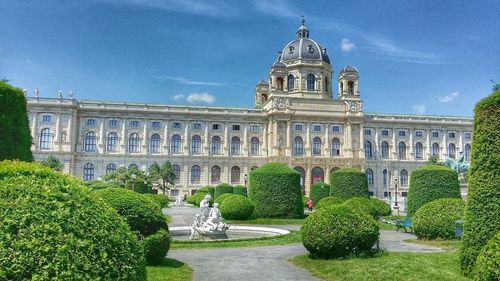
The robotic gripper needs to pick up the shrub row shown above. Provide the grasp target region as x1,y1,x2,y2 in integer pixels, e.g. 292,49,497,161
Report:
316,196,344,209
143,193,169,209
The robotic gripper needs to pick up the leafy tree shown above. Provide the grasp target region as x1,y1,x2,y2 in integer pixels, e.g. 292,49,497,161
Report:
40,155,63,171
427,155,439,165
148,161,176,194
103,166,152,193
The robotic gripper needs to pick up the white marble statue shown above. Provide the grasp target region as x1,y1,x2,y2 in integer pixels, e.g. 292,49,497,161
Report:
199,194,211,219
174,195,183,206
190,196,229,240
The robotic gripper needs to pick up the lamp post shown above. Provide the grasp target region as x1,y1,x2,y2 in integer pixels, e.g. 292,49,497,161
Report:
394,178,399,215
243,174,248,188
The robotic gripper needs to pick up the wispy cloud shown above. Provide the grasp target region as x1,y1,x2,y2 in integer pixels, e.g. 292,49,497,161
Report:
98,0,237,17
340,38,356,52
171,94,184,100
186,92,215,104
152,75,226,87
252,0,299,19
412,104,426,114
439,92,459,103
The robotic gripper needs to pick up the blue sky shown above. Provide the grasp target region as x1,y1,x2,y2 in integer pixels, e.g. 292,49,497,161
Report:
1,0,499,117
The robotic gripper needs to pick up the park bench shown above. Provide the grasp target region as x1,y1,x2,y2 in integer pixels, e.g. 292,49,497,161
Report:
396,217,413,232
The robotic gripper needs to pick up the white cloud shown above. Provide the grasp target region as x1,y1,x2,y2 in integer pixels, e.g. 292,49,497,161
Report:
340,38,356,52
412,104,426,114
186,92,215,104
439,92,459,103
253,0,298,19
152,75,225,87
171,94,184,100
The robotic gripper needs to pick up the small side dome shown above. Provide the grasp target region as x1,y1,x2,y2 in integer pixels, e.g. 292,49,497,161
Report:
272,51,286,69
257,80,269,86
340,65,358,74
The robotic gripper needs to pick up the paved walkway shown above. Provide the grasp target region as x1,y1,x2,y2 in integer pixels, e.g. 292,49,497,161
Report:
164,206,443,281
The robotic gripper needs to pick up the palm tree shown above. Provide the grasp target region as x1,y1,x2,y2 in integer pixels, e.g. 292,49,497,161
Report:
149,161,176,194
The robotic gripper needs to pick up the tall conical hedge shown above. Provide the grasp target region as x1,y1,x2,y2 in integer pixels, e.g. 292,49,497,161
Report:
460,90,500,276
0,82,33,161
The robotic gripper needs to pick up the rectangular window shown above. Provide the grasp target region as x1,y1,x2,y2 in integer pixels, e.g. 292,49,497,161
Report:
402,192,408,197
313,125,322,132
170,189,179,196
212,124,220,130
381,130,389,136
130,121,140,128
464,132,471,139
369,191,374,196
364,129,371,136
383,192,391,197
332,126,340,133
232,124,240,131
86,119,96,126
398,130,406,137
109,120,118,127
432,131,439,138
152,121,161,128
192,123,202,130
172,122,181,129
42,115,52,123
415,131,423,137
294,124,303,131
249,125,259,132
448,132,455,138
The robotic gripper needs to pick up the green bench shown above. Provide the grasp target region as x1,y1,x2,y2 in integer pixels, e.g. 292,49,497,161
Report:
396,217,413,232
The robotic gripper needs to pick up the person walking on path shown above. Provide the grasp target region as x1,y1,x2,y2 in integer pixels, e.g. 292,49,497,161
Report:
307,198,313,211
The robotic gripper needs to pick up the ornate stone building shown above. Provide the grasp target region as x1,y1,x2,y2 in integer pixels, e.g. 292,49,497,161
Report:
26,20,473,200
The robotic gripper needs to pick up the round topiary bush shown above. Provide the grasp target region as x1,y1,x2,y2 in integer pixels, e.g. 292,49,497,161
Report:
0,160,76,183
369,198,392,217
215,183,233,198
143,229,171,266
95,188,168,236
233,185,247,197
330,168,369,200
316,196,344,209
342,197,391,219
301,205,379,259
214,193,236,205
143,193,169,209
0,174,146,280
473,231,500,281
461,90,500,275
310,182,330,207
249,163,304,218
413,198,466,240
407,164,460,215
220,195,255,220
198,186,215,198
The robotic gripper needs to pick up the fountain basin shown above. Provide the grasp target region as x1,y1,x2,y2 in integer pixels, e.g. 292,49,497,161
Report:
170,225,290,241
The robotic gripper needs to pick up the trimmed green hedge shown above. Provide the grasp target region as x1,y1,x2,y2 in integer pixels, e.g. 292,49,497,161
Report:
330,168,369,200
0,173,146,280
220,195,254,220
461,90,500,275
407,165,460,215
233,185,248,197
143,193,169,209
0,160,75,183
214,193,236,205
143,229,171,266
473,231,500,281
301,205,379,259
249,163,304,218
215,183,233,199
198,186,215,198
343,197,391,219
316,196,344,209
413,198,466,240
310,182,330,207
0,82,33,162
369,198,392,217
95,188,168,236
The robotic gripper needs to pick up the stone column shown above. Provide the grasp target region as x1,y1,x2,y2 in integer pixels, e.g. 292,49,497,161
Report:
121,120,127,153
305,123,311,157
374,129,379,159
345,123,352,158
286,121,291,156
359,124,364,159
184,121,189,155
304,166,312,194
262,123,268,156
425,129,431,158
324,123,330,156
392,129,397,159
142,120,148,154
54,113,61,146
458,131,463,152
99,118,104,146
409,128,414,160
224,123,229,156
163,123,169,154
243,123,248,157
442,131,447,159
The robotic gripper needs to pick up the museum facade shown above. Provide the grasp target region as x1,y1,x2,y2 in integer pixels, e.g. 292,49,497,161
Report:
26,21,473,199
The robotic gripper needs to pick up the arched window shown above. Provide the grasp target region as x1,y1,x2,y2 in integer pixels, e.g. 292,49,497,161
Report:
276,77,284,91
84,132,97,152
324,77,329,92
150,134,161,153
448,143,456,159
348,81,354,95
432,143,440,157
307,73,315,90
261,94,268,104
211,136,221,155
250,137,260,156
398,142,406,159
231,166,240,183
364,141,373,159
312,137,322,156
40,128,52,149
231,136,240,155
293,137,304,156
172,164,181,183
128,133,140,152
191,165,201,183
83,163,94,181
331,138,341,156
383,169,388,187
366,168,374,185
311,167,324,184
381,141,389,158
400,169,408,186
191,135,202,154
106,163,116,174
294,166,305,189
287,74,294,91
415,142,423,159
211,165,221,183
464,144,471,161
171,134,181,153
107,132,118,152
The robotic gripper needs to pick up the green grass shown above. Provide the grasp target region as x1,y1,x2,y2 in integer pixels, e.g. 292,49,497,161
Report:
377,222,398,231
404,238,462,252
146,258,192,281
291,252,470,281
225,217,306,225
171,231,301,249
165,214,172,223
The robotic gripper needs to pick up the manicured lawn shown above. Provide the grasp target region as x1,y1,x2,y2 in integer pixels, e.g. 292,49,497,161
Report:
290,252,470,281
172,231,301,249
147,258,192,281
404,238,461,252
225,217,306,225
377,222,398,231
